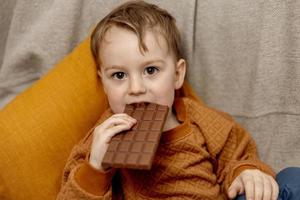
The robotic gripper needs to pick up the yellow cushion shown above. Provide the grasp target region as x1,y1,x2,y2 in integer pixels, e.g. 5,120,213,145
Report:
0,37,108,200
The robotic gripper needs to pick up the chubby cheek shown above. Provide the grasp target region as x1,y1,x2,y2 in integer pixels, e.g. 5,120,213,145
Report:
152,82,175,108
107,94,125,113
104,86,126,113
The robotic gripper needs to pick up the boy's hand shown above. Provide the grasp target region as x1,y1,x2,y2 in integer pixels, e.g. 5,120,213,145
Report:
89,113,137,172
227,169,279,200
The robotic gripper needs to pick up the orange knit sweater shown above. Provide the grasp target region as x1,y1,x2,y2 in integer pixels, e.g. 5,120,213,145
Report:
57,97,275,200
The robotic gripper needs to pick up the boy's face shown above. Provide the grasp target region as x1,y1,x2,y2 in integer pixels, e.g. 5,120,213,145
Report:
98,26,186,116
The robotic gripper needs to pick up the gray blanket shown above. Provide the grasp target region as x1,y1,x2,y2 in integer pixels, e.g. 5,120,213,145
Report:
1,0,299,172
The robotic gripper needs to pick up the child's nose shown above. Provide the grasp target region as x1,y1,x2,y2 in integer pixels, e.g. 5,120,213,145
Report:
128,76,146,95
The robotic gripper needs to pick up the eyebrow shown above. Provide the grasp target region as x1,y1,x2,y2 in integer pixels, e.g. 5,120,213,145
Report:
103,59,166,72
103,65,124,72
143,59,165,66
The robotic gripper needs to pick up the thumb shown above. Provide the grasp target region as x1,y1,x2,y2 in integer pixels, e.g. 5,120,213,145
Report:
228,177,244,199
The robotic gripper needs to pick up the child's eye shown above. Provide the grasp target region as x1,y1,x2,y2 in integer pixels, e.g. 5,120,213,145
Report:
112,72,126,80
144,66,159,75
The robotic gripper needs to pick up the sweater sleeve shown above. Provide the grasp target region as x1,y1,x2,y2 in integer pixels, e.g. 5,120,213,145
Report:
185,98,275,194
56,110,115,200
214,118,275,195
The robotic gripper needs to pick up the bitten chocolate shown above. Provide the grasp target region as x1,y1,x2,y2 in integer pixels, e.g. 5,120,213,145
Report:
102,103,169,170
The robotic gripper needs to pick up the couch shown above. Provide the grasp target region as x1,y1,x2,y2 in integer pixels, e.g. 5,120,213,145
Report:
1,0,299,199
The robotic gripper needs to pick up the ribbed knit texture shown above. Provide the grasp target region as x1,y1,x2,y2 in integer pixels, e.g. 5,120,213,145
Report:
57,97,275,200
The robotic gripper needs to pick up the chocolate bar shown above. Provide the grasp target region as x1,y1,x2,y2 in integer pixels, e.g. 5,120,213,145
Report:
102,103,169,170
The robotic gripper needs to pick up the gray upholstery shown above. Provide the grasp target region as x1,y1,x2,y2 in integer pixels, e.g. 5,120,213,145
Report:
0,0,299,172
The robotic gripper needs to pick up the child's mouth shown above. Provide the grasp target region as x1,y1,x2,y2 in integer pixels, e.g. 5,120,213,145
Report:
130,102,150,106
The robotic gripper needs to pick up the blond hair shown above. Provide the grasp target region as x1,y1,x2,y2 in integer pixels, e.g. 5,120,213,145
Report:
91,0,182,69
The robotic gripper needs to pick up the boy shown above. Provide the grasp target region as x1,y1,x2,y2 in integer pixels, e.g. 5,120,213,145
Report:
57,1,279,199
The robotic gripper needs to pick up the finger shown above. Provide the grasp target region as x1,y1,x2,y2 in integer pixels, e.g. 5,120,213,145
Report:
100,114,136,129
269,176,279,200
242,174,254,200
104,113,136,125
262,176,272,200
95,115,136,133
228,177,244,199
93,120,135,145
108,121,135,134
253,174,263,200
104,122,136,143
112,113,137,122
90,121,135,158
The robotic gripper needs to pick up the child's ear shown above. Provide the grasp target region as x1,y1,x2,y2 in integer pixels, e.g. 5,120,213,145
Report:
97,70,102,78
174,58,186,89
97,69,107,94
